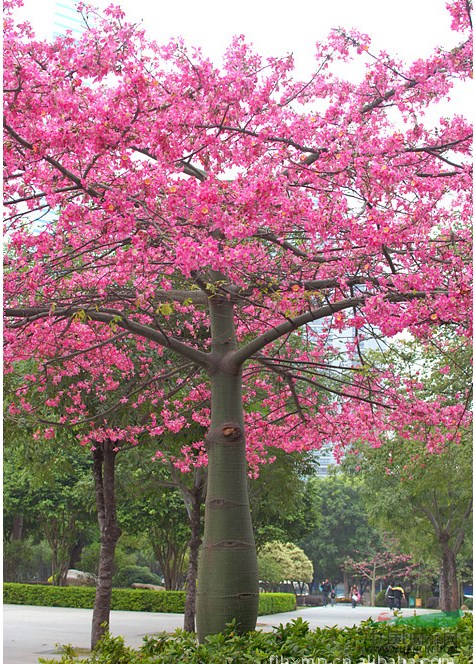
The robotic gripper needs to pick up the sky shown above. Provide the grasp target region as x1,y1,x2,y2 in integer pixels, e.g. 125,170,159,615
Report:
16,0,463,75
15,0,470,121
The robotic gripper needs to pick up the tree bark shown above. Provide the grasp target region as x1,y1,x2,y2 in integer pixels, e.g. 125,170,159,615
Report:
183,485,204,632
11,514,23,541
155,541,187,590
69,538,85,571
439,531,459,612
370,562,376,606
43,518,70,586
196,295,259,641
91,443,121,650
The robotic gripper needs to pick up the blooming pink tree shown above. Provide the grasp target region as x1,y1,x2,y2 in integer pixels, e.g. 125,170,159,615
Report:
343,536,420,605
3,0,472,641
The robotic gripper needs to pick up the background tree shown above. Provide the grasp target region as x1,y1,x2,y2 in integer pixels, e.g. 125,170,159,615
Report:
347,433,472,610
4,0,472,640
115,427,207,632
118,464,193,591
343,535,419,605
343,335,472,611
249,450,320,549
257,541,313,593
299,475,380,591
3,429,95,585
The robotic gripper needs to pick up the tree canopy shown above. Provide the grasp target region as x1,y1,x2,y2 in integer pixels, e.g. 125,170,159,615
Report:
3,0,472,638
258,541,313,588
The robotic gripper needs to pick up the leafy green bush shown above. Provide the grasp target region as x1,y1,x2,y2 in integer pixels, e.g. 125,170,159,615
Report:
3,583,295,615
296,594,323,607
38,613,473,664
112,565,163,588
426,596,440,609
3,583,184,612
258,592,296,614
3,538,51,583
375,589,387,607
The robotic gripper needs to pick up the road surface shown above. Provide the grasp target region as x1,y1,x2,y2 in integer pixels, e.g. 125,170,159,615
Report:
3,603,438,663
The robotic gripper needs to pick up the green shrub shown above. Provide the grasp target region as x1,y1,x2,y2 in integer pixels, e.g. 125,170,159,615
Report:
426,596,440,609
112,565,163,588
296,594,323,607
3,539,51,583
258,592,296,614
3,583,184,612
37,613,473,664
463,597,473,610
3,583,295,615
375,589,387,607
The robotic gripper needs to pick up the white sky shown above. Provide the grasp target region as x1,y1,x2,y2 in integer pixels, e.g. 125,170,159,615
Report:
17,0,463,73
14,0,471,119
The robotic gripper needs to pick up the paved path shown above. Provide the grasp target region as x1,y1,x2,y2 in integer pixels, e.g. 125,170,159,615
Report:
3,603,437,663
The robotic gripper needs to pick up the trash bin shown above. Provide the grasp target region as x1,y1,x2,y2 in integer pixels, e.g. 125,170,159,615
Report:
409,597,415,607
415,597,422,607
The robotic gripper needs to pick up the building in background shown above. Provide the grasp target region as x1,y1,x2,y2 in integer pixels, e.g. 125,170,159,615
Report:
314,443,338,477
309,290,382,476
53,0,84,38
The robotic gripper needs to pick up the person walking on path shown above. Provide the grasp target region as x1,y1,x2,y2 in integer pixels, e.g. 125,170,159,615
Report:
350,585,361,608
385,583,396,610
330,586,336,607
321,579,332,607
392,585,405,610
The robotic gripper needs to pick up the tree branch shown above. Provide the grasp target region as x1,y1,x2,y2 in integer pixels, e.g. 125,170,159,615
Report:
232,297,364,366
5,306,210,369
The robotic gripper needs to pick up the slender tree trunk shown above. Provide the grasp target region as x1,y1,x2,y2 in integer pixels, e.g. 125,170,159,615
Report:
343,571,349,596
439,532,459,612
11,514,23,541
46,523,68,586
69,538,85,571
196,295,259,641
370,564,376,606
58,560,69,586
91,443,121,650
161,552,174,591
152,538,187,590
50,544,59,585
184,488,203,632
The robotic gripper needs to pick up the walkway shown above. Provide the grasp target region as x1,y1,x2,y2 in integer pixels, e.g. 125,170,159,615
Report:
3,603,438,663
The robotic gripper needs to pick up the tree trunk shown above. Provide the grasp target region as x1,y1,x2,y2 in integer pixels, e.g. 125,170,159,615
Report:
58,560,69,586
439,532,459,612
91,443,121,650
370,566,376,606
184,487,203,632
343,571,349,596
46,520,69,586
196,295,259,641
69,538,85,570
152,534,187,590
11,514,23,541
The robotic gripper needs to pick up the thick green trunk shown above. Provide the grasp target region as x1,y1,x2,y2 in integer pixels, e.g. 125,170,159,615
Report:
196,295,259,641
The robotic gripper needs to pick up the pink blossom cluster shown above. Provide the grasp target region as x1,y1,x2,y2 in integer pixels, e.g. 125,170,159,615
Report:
3,0,472,473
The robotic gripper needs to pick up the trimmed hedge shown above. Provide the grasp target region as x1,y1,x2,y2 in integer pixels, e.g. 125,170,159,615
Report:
258,592,296,614
3,583,185,613
296,594,323,607
3,583,295,616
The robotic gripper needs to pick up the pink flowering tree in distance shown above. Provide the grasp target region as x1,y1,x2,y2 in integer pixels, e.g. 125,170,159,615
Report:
343,536,420,606
3,0,472,641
